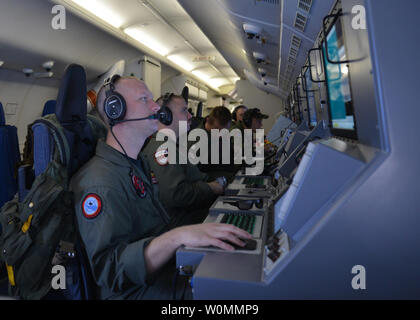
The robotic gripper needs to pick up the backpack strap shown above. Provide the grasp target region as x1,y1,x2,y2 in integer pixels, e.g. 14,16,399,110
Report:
33,117,71,177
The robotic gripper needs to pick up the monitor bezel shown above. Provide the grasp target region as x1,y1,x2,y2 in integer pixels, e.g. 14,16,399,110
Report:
322,13,359,140
302,65,318,130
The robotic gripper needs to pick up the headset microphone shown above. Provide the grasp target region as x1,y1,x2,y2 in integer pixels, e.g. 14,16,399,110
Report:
110,106,172,126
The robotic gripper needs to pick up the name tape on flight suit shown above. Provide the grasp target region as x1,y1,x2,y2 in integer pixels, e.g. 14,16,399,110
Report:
82,194,102,219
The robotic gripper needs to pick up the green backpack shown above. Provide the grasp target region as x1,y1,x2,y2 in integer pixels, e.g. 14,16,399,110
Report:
0,114,106,300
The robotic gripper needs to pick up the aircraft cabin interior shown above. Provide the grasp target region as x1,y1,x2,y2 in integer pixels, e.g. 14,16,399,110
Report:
0,0,419,300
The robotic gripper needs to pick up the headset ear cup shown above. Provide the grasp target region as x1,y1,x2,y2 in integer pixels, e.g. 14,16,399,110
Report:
104,91,127,123
158,106,173,126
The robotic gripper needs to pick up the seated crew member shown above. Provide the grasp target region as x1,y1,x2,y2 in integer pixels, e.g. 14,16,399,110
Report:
70,77,251,300
230,105,248,131
142,93,224,227
231,108,275,170
242,108,274,154
242,108,268,132
192,106,241,181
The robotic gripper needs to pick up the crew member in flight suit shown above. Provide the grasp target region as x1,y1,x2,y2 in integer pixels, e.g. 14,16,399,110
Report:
70,77,251,300
142,94,225,227
192,106,241,182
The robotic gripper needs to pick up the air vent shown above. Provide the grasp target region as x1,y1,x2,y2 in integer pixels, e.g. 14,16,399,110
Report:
298,0,313,13
291,35,302,49
256,0,280,4
289,34,302,60
294,12,308,32
289,47,298,58
288,57,296,65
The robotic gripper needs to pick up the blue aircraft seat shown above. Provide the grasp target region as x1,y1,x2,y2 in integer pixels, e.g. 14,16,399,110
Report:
17,102,56,202
31,100,57,177
0,102,21,209
29,65,102,300
42,100,56,117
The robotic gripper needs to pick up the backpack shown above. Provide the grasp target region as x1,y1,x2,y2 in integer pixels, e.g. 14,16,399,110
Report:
0,113,106,300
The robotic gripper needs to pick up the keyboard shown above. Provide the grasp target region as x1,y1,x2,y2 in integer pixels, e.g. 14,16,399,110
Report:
243,177,265,186
221,213,257,235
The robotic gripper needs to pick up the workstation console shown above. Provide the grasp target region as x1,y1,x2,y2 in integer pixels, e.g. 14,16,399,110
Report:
176,0,419,299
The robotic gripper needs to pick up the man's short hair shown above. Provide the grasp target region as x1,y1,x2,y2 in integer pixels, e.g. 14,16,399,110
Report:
232,105,248,121
156,93,184,109
208,106,232,127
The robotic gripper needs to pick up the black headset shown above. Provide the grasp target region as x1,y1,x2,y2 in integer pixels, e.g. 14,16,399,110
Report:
103,75,126,124
103,75,173,126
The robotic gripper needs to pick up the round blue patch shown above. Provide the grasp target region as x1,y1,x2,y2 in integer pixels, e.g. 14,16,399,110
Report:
82,194,102,219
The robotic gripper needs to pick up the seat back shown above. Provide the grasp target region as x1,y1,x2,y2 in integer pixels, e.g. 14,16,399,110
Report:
0,102,20,209
32,64,105,300
42,100,56,117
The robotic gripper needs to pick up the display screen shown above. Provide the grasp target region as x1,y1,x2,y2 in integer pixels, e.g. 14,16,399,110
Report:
323,17,357,138
304,68,318,128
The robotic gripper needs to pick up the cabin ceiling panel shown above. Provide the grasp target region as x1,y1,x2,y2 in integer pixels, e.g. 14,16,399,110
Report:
178,0,282,96
217,0,281,27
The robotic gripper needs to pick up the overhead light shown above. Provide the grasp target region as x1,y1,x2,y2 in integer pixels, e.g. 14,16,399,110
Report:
71,0,124,28
192,70,210,81
124,26,170,56
0,61,4,67
22,68,34,77
242,49,247,55
167,55,194,72
42,61,54,72
207,78,228,89
253,52,266,64
192,71,222,91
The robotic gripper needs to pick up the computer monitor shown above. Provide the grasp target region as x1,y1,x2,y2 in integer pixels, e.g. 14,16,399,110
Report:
322,14,358,140
293,84,302,125
303,66,318,129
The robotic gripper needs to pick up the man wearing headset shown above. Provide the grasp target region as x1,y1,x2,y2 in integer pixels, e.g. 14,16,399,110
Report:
241,108,276,156
142,93,225,227
230,105,248,132
192,106,241,182
70,76,251,300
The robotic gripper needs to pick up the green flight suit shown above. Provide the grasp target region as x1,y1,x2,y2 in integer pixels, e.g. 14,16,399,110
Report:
230,120,245,132
142,134,216,227
70,140,191,300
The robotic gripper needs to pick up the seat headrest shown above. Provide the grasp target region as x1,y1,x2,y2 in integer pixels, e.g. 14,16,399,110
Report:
55,64,87,124
0,102,5,126
42,100,56,117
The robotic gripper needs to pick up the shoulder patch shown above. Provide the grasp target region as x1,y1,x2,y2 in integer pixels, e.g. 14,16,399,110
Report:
82,194,102,219
132,174,147,198
154,148,169,166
